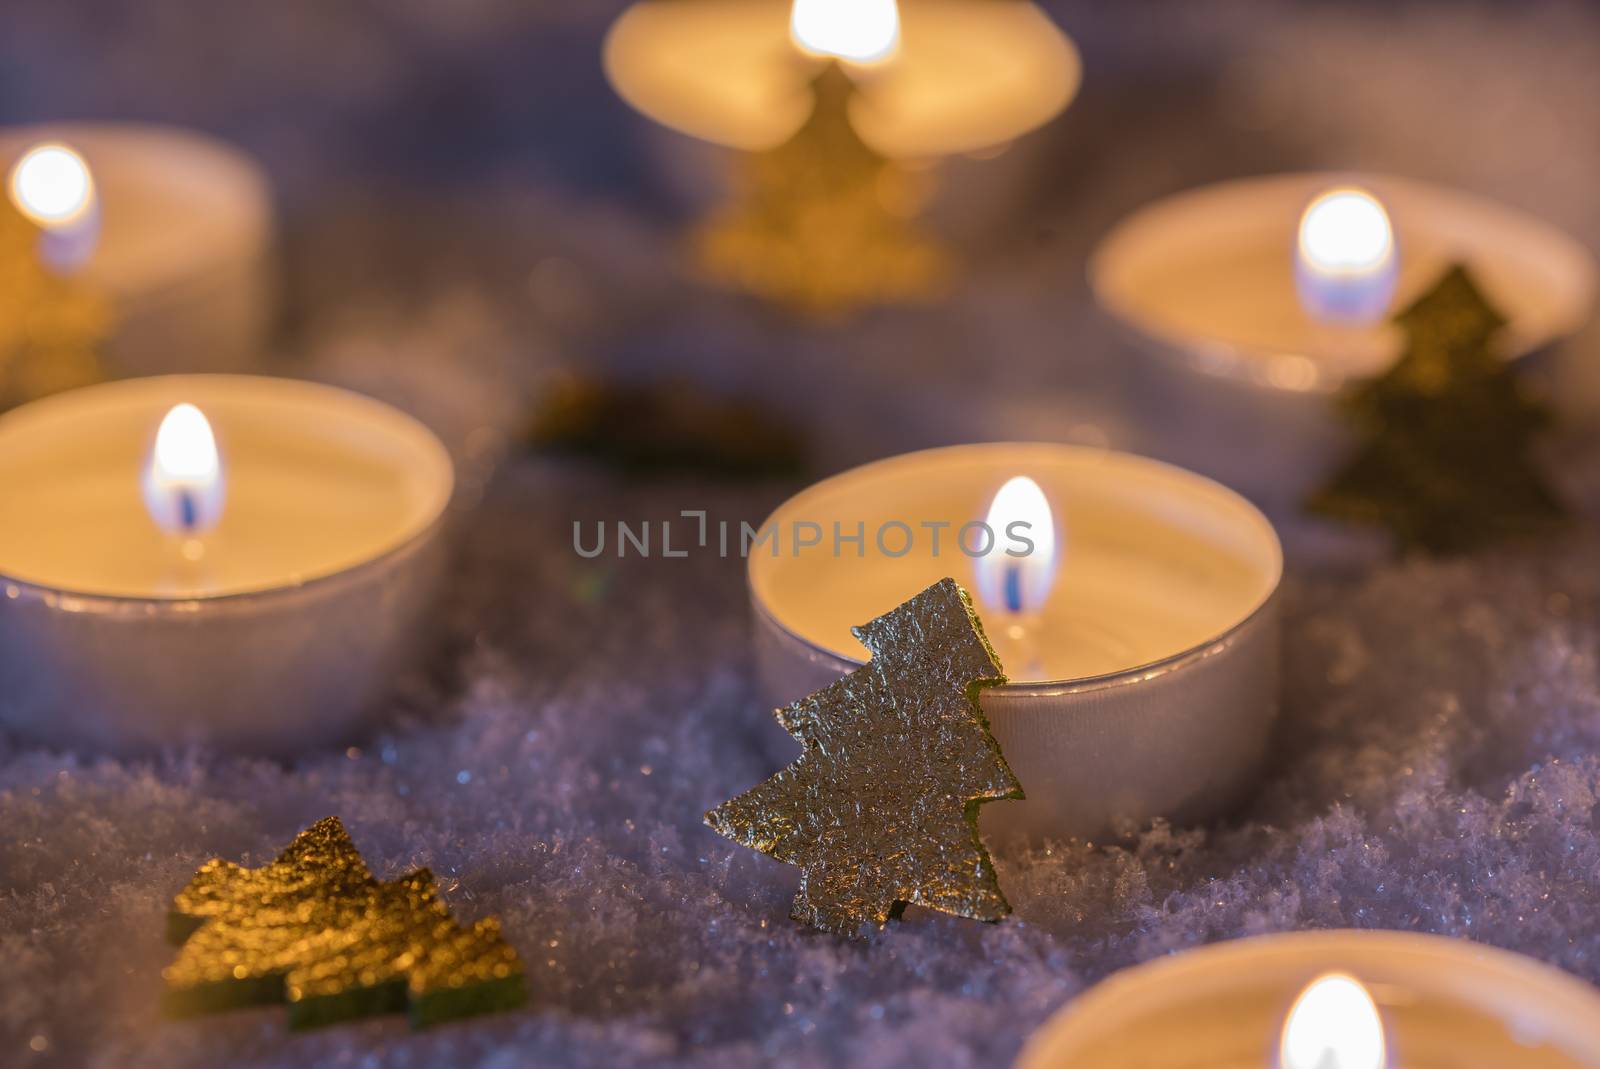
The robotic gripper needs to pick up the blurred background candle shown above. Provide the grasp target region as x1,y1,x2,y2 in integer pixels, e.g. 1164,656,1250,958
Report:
1091,173,1599,505
604,0,1080,159
1016,931,1600,1068
748,443,1282,841
0,374,453,755
603,0,1081,313
0,123,275,379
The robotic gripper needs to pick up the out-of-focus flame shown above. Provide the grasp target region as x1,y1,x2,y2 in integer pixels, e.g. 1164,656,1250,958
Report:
1295,187,1398,326
1280,973,1387,1069
974,475,1058,618
8,143,95,228
790,0,900,65
143,403,226,539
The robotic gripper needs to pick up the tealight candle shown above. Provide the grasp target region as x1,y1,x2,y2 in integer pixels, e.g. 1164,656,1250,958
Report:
1091,173,1599,502
748,443,1283,842
1016,931,1600,1068
0,375,453,755
604,0,1081,159
0,123,275,376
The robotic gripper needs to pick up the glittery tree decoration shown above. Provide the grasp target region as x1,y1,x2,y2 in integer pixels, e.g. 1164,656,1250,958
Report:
693,64,952,318
707,578,1021,936
0,200,111,409
164,817,525,1030
1308,263,1568,555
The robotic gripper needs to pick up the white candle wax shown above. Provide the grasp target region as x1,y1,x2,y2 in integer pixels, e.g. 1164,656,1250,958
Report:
0,377,447,600
0,375,453,755
749,444,1282,841
0,123,274,376
1017,931,1600,1069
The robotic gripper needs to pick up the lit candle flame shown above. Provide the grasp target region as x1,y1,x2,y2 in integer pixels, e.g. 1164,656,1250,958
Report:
8,143,95,228
974,475,1059,619
1295,187,1398,326
790,0,900,65
8,142,100,273
143,403,225,540
1280,973,1387,1069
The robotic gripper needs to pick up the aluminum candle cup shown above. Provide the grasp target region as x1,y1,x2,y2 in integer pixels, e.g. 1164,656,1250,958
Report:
1016,931,1600,1069
0,375,453,755
748,443,1283,842
1091,173,1598,504
1,123,275,374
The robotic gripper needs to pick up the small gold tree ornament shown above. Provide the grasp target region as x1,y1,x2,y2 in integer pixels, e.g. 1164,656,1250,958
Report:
1308,263,1568,555
0,197,111,409
693,65,951,318
706,578,1022,936
164,818,526,1030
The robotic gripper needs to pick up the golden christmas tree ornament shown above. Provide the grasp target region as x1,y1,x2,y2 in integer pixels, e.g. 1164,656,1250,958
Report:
1308,263,1568,555
164,817,526,1030
693,64,952,317
707,578,1021,936
0,198,111,409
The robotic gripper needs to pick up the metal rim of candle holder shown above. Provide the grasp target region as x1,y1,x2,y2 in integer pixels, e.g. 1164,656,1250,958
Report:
0,509,452,619
750,578,1277,699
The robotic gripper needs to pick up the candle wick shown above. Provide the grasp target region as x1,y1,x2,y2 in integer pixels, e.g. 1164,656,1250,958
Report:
1003,562,1024,615
996,567,1044,679
177,488,199,534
